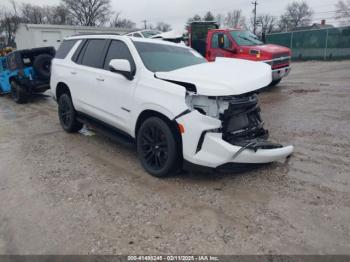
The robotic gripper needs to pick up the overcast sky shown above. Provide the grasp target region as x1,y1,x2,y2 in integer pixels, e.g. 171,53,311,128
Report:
3,0,340,30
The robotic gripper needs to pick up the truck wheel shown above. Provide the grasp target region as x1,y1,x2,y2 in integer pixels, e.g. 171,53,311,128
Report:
33,54,53,81
269,79,282,87
137,117,180,177
58,94,83,133
11,81,27,104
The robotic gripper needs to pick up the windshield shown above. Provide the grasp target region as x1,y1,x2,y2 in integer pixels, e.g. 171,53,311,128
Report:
134,42,206,72
230,30,263,46
141,30,162,38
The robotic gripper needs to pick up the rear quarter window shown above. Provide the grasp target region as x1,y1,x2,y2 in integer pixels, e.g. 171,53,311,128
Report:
55,40,78,59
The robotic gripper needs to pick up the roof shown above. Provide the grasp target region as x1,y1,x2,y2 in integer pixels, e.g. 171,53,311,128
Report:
18,23,132,33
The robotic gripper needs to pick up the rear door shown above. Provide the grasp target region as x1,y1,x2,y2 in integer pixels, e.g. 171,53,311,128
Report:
72,39,109,119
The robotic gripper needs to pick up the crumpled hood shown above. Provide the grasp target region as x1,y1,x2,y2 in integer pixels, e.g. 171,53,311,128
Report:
155,58,272,96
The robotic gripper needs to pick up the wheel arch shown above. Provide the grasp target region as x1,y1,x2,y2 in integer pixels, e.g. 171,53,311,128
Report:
56,82,71,101
135,110,183,159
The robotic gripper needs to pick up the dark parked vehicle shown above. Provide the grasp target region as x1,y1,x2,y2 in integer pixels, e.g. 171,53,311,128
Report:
4,47,55,103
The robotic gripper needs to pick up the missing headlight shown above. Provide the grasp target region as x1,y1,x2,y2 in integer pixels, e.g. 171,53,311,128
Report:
185,94,230,118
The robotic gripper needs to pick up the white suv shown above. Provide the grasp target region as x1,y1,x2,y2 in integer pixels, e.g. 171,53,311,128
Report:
51,35,293,177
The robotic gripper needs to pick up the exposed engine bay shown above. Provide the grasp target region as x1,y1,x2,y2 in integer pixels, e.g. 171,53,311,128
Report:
186,93,283,152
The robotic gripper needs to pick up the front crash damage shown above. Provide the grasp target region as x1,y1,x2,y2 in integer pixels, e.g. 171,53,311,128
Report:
156,58,293,169
176,93,294,168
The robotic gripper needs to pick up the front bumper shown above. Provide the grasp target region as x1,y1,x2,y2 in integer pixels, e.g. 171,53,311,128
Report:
177,110,294,168
272,66,291,81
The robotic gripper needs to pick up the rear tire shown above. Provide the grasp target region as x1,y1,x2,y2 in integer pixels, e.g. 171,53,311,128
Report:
269,79,282,87
58,94,83,133
11,81,27,104
137,117,180,177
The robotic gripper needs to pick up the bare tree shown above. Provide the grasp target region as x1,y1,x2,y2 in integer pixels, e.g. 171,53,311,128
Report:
0,1,22,47
187,14,201,24
278,1,313,31
155,22,172,32
21,4,45,24
257,14,276,34
335,0,350,25
19,3,73,25
224,10,246,29
49,5,74,25
110,13,136,29
62,0,112,26
203,11,215,22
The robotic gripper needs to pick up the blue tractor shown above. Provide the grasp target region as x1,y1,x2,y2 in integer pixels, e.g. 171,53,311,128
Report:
0,47,55,103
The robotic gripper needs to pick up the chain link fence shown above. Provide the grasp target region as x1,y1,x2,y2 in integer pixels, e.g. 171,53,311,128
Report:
266,26,350,60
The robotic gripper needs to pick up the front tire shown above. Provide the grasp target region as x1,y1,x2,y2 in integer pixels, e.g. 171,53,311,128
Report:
58,94,83,133
137,117,180,177
11,81,27,104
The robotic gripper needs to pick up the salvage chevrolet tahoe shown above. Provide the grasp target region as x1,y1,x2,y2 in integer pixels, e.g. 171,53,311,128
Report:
51,35,294,177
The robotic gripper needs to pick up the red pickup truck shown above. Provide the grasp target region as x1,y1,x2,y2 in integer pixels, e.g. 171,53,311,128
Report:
188,21,292,87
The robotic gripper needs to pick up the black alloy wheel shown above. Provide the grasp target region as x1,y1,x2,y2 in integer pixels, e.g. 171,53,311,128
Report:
137,117,180,177
58,94,83,133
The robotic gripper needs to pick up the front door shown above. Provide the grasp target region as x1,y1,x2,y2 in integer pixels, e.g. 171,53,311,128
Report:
208,33,235,61
91,40,137,133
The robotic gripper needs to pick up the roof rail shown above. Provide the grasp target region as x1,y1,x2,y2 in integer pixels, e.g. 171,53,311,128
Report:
70,32,124,37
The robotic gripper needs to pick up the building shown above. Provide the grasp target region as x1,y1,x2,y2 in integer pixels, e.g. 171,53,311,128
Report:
15,24,132,50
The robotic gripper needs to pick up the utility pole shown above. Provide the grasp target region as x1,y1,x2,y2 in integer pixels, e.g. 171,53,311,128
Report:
252,0,258,34
142,20,148,29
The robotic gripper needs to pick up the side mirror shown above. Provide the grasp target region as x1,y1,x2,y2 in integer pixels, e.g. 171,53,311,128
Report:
218,33,226,49
217,33,237,53
109,59,134,80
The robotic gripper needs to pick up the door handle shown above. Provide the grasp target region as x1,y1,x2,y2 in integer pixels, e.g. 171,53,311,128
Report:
71,71,77,75
96,77,105,82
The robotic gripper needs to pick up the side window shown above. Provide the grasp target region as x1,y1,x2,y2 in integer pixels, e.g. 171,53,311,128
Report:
73,40,88,64
80,39,107,68
55,40,78,59
211,33,231,49
103,40,136,72
133,33,142,38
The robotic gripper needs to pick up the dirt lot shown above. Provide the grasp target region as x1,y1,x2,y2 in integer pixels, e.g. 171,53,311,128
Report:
0,61,349,255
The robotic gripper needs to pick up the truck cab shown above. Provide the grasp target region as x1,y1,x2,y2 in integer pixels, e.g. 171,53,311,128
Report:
188,22,292,87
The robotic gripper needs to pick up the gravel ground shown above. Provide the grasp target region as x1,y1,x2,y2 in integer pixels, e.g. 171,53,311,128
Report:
0,61,349,255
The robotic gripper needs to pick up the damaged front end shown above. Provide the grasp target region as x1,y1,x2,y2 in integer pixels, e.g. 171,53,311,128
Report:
182,92,293,166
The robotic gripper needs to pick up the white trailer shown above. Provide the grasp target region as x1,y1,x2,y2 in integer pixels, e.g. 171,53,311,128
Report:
15,24,131,50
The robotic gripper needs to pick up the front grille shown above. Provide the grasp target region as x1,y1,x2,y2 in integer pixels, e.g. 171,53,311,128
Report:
272,52,290,68
272,57,290,67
